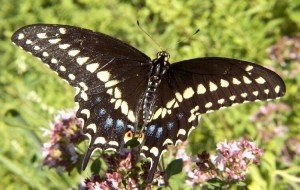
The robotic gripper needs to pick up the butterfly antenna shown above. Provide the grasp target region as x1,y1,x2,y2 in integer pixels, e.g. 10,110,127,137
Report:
137,20,162,51
165,28,200,52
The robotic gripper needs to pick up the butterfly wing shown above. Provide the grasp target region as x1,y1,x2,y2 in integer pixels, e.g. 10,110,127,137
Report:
141,57,285,182
11,24,152,169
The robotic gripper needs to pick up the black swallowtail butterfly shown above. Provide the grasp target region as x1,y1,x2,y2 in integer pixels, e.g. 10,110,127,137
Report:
11,24,285,182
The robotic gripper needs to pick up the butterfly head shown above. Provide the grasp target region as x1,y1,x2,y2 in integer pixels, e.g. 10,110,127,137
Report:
157,51,170,63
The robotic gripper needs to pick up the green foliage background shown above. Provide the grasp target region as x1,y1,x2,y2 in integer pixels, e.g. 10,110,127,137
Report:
0,0,299,189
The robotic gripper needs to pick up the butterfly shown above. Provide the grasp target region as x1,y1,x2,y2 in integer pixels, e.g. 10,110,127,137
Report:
11,24,285,183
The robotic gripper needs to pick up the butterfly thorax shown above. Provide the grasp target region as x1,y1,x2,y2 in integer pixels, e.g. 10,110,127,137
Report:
142,51,170,122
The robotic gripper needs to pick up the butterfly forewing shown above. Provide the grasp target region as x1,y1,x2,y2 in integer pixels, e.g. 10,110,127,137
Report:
170,57,285,111
11,24,152,169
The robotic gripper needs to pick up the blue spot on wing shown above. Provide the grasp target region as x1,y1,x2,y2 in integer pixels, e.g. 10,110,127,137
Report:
96,97,101,103
176,113,183,120
155,127,163,138
105,116,113,128
99,108,106,116
167,122,174,130
147,125,156,136
116,119,125,131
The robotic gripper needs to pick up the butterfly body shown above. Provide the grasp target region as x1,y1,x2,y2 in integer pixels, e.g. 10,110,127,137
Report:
11,24,285,183
143,51,170,123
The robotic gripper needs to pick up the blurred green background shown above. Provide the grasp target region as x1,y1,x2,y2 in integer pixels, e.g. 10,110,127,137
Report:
1,0,299,189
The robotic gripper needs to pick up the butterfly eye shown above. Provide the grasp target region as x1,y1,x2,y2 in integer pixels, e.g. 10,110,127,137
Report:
156,52,162,58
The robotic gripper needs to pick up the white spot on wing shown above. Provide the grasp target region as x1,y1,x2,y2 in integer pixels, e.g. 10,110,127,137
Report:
59,44,71,49
75,102,79,111
188,114,196,123
275,85,280,93
110,98,116,103
94,137,106,144
209,82,218,91
114,87,122,98
68,50,80,56
51,58,58,64
150,147,159,157
255,77,266,84
26,39,32,44
173,102,179,108
241,92,248,98
220,79,229,87
107,88,113,95
243,76,252,84
253,91,259,96
166,98,175,108
114,99,122,109
197,84,206,94
188,126,196,136
42,52,49,57
79,82,88,91
121,101,129,115
59,66,66,71
34,46,41,50
163,138,173,146
97,71,111,82
105,80,119,88
68,74,76,80
153,108,162,119
87,123,97,133
233,78,241,85
18,33,24,40
127,110,136,123
245,65,254,71
183,87,194,99
105,147,117,152
48,38,61,44
175,92,183,102
229,95,236,101
86,63,99,73
205,102,213,108
59,28,66,34
80,92,88,101
108,141,119,146
161,108,167,118
217,98,225,104
76,57,89,65
142,146,149,151
177,129,186,136
37,33,47,39
264,89,269,94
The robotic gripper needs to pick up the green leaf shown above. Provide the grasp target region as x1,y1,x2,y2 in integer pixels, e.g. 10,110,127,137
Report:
166,159,183,179
91,159,101,174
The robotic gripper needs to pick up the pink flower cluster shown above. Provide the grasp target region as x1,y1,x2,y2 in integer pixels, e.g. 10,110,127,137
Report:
185,139,264,186
42,110,85,172
213,139,264,180
80,151,150,190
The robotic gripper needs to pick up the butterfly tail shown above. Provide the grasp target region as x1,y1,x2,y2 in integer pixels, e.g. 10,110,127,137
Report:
145,155,161,183
81,145,95,171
